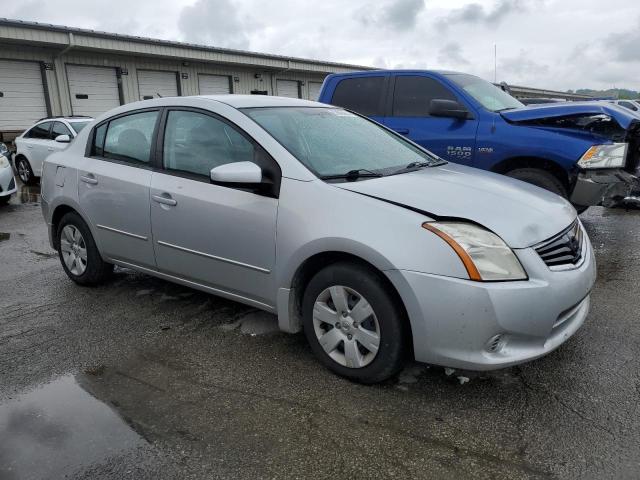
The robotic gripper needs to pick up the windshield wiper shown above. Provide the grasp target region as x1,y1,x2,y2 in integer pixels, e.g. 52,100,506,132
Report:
320,168,383,181
390,161,433,175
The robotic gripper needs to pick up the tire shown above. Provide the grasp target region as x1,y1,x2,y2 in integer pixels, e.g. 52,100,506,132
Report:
15,156,36,185
57,212,113,286
505,168,568,198
302,262,408,384
0,195,10,205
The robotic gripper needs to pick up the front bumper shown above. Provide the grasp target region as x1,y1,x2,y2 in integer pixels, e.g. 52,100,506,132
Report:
387,224,596,371
0,162,17,197
570,168,639,207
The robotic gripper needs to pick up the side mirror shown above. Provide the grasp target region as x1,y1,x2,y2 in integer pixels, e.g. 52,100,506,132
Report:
210,161,262,184
55,134,71,143
429,99,471,120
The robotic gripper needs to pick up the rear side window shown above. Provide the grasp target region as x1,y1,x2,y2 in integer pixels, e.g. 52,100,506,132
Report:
331,77,385,116
98,111,159,164
25,122,52,139
392,76,457,117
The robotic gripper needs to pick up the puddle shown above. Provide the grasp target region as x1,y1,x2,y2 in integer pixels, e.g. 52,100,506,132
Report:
0,232,9,242
0,375,146,480
16,184,40,204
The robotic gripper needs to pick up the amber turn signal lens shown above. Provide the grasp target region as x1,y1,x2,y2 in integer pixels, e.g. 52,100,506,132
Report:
422,223,482,281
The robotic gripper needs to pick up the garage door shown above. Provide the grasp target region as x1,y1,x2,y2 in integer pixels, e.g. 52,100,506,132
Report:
0,60,48,131
276,80,300,98
138,70,178,100
66,65,120,117
308,81,323,101
198,74,231,95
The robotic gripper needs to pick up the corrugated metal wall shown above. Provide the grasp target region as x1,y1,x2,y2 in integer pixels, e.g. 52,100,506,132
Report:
0,42,334,136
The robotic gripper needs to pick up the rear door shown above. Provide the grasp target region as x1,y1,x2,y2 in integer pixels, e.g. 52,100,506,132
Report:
383,74,479,165
78,109,159,269
23,121,53,176
150,108,279,305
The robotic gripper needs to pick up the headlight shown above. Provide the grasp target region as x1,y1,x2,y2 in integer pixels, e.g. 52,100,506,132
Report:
578,143,627,169
0,155,9,169
0,143,8,156
422,222,527,281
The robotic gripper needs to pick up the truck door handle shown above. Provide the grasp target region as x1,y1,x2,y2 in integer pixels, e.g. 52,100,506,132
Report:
152,193,177,206
80,174,98,185
393,128,410,135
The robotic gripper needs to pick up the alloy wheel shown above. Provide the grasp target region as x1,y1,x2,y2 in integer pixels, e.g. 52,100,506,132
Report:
312,285,381,368
60,225,88,276
17,160,30,183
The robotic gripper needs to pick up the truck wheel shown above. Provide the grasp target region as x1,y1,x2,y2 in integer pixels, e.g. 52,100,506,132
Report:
505,168,568,198
302,262,408,384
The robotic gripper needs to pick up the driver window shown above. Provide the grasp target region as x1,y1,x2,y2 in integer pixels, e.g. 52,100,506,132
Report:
163,110,255,177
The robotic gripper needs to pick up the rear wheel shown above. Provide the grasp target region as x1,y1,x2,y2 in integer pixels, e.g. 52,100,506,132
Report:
505,168,568,198
57,212,113,285
302,262,408,384
16,156,36,185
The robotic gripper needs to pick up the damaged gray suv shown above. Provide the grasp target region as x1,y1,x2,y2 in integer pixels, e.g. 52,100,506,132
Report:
41,96,596,383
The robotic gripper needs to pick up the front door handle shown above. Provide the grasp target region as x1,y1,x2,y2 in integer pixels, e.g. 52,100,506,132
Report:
47,147,54,151
152,193,177,206
393,128,410,135
80,174,98,185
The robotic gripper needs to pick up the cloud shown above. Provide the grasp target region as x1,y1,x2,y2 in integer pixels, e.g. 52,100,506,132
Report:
438,0,538,30
356,0,425,32
177,0,252,49
437,42,470,67
606,16,640,63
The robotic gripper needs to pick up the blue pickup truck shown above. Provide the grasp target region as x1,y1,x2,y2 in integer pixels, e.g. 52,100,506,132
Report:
318,70,640,209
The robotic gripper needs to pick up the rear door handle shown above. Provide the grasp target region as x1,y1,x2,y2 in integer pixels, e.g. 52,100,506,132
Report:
393,128,410,135
152,193,177,206
27,145,34,149
80,174,98,185
47,147,54,151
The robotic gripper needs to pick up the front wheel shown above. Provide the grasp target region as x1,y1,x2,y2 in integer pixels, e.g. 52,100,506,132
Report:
0,195,10,205
302,262,408,384
505,168,568,198
57,212,113,285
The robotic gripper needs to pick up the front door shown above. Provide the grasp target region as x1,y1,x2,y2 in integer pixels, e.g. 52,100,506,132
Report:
150,109,278,306
383,74,479,165
78,109,159,268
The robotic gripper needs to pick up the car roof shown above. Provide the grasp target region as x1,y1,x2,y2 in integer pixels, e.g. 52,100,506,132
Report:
199,95,330,109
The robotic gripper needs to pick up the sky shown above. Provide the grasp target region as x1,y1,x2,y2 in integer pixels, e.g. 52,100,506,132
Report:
2,0,639,91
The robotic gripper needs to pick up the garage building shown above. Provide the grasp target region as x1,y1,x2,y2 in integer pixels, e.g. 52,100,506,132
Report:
0,19,370,141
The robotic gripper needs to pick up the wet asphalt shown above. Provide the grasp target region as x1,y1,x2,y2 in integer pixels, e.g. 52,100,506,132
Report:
1,179,639,480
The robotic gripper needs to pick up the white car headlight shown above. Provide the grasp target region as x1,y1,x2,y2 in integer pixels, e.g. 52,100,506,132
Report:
422,221,527,281
0,155,9,169
578,143,627,169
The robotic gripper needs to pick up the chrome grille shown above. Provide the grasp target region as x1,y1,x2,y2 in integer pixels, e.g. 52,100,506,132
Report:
535,221,583,268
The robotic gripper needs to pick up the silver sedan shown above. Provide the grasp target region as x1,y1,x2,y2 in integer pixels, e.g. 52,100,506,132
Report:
41,95,596,383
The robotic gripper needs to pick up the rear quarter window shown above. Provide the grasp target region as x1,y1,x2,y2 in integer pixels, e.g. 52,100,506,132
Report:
330,76,385,116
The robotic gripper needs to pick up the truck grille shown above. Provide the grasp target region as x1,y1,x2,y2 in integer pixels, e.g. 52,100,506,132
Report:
534,221,584,268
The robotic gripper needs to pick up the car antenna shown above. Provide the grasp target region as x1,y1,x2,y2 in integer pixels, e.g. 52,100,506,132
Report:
156,92,163,98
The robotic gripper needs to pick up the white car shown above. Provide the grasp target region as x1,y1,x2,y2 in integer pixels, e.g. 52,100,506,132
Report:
0,145,17,205
14,117,93,184
608,99,640,115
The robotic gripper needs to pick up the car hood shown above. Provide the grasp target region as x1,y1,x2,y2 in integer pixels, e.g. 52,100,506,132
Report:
501,101,639,129
335,163,576,249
